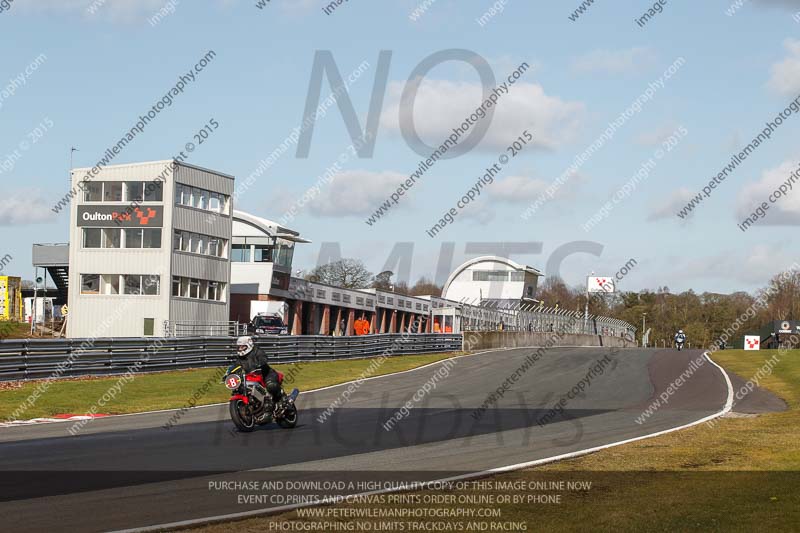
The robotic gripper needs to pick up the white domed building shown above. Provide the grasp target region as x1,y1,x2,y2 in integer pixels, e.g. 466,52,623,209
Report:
441,256,542,305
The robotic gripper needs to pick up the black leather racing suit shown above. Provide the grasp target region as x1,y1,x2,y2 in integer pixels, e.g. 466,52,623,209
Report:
239,345,282,403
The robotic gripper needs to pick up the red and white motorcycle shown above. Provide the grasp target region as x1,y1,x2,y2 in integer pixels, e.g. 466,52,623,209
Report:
223,364,299,432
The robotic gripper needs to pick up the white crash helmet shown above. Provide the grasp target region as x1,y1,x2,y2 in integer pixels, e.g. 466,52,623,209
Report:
236,336,255,357
678,330,684,334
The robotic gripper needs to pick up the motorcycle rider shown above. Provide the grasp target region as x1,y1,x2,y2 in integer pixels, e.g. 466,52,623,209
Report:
674,329,687,348
236,336,282,403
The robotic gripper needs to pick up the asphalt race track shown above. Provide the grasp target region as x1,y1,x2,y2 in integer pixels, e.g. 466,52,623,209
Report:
0,347,731,532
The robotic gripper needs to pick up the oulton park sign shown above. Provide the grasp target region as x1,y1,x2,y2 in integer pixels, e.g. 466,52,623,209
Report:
77,206,163,228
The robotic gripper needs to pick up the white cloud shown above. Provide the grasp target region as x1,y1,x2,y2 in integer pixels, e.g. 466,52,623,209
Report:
458,199,495,225
570,47,655,75
670,244,796,286
15,0,164,21
767,39,800,96
0,189,58,226
14,0,234,22
634,122,680,147
648,187,695,221
754,0,800,10
736,160,800,225
379,79,585,152
307,170,408,217
487,175,549,204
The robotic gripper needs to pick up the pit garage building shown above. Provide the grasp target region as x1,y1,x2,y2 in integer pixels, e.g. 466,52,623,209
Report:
228,211,432,335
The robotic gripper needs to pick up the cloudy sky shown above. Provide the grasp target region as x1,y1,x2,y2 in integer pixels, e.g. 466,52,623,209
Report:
1,0,799,293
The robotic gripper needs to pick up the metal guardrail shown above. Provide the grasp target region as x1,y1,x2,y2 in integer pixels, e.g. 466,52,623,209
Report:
0,334,462,381
459,303,636,338
163,321,248,337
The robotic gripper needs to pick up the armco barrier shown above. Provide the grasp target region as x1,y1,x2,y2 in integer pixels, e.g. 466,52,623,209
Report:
0,334,462,382
463,331,638,351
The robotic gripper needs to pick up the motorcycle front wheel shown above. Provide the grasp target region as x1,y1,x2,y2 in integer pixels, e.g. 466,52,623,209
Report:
278,404,298,429
229,399,256,432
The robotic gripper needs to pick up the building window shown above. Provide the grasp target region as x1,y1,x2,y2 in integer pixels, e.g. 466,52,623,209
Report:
82,274,158,296
84,182,103,202
316,289,326,298
231,244,251,262
82,181,161,203
143,318,155,337
81,274,100,295
181,232,192,253
143,228,161,248
510,272,525,282
194,188,207,210
192,188,202,208
367,299,374,306
144,181,163,202
143,275,160,296
416,303,422,310
83,228,102,248
126,181,144,203
254,245,273,263
472,270,510,282
124,275,142,295
125,229,143,249
526,286,533,298
102,228,121,249
103,182,123,202
170,276,224,302
343,294,351,304
174,230,224,257
274,239,295,269
332,292,341,302
102,274,120,295
209,193,222,213
208,281,220,301
356,297,364,305
175,184,189,206
208,238,223,258
175,183,229,215
189,279,200,299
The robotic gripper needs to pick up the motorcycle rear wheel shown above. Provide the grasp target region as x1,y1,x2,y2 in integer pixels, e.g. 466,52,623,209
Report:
229,399,256,432
278,404,298,429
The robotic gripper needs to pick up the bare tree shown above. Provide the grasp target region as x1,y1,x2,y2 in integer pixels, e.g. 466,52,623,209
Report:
409,277,442,296
372,270,394,291
306,258,374,289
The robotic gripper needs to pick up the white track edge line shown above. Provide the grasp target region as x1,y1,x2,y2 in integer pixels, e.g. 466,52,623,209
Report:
2,348,517,428
112,350,732,533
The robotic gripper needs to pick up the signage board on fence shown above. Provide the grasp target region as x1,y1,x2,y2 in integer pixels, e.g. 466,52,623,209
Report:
587,276,615,293
744,335,760,350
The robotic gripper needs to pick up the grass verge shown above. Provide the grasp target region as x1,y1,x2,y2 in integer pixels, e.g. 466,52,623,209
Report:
0,321,36,340
0,352,461,420
190,349,800,533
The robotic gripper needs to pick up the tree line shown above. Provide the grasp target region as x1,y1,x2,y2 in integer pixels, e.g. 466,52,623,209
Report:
536,269,799,348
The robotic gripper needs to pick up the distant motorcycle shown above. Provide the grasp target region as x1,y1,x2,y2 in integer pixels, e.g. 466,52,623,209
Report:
675,339,684,351
223,364,299,432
